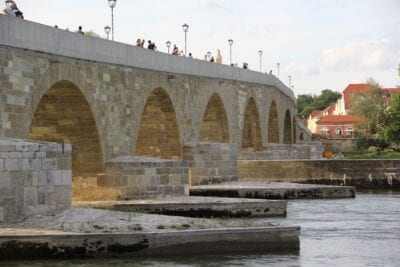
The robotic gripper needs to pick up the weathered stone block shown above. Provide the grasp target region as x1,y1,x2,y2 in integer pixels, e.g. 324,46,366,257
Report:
24,187,38,206
8,152,22,158
5,158,21,171
42,158,57,170
22,158,42,170
105,156,188,199
0,138,72,223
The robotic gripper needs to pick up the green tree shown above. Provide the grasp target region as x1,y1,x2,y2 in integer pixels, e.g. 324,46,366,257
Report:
313,89,341,110
297,94,313,117
350,78,386,137
297,89,341,118
383,93,400,150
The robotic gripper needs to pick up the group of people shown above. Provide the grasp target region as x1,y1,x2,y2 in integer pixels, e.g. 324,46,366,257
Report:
3,0,23,18
3,1,252,71
132,36,251,70
136,39,157,50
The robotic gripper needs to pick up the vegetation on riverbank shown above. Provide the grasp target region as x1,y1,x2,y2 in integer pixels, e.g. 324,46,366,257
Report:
344,149,400,159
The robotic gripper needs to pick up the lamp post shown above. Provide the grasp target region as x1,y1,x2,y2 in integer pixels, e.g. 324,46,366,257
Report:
289,75,292,88
182,23,189,56
107,0,117,41
258,50,263,72
277,62,280,78
166,41,171,54
104,25,111,40
228,39,233,65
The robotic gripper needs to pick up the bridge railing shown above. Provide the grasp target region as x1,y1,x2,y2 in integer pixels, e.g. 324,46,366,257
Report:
0,14,295,102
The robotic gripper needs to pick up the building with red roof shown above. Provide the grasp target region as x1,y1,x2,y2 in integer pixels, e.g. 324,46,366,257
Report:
308,83,399,137
316,115,363,137
342,84,373,110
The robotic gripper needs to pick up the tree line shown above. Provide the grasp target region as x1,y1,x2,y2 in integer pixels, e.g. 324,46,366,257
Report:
297,89,341,119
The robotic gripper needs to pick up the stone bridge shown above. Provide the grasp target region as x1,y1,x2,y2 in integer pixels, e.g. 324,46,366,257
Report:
0,15,312,199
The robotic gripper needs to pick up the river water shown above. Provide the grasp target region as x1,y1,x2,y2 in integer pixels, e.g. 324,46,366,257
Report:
2,191,400,267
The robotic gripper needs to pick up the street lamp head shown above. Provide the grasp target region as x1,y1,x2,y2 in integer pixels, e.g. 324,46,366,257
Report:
258,50,263,56
228,39,233,46
104,25,111,35
182,23,189,33
108,0,117,8
166,41,171,48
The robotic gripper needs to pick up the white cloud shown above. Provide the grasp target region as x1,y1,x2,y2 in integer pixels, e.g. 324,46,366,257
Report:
321,39,399,71
286,61,319,76
199,0,226,9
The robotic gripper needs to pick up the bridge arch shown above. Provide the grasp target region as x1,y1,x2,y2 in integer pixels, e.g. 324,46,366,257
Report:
242,97,262,151
200,93,230,143
293,117,297,144
283,110,293,144
135,88,182,159
268,101,279,143
28,80,104,181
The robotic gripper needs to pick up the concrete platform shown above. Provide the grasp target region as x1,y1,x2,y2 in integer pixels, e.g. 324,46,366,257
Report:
190,181,356,199
74,196,287,218
0,226,300,260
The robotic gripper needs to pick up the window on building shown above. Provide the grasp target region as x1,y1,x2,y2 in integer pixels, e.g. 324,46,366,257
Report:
336,128,342,136
347,128,353,137
321,128,328,136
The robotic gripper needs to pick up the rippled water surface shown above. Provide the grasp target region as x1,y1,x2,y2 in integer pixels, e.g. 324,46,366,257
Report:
2,191,400,267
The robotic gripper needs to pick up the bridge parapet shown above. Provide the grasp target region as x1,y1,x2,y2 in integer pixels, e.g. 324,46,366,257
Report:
0,14,295,102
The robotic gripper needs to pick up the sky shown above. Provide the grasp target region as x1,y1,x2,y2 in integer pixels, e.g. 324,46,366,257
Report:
11,0,400,96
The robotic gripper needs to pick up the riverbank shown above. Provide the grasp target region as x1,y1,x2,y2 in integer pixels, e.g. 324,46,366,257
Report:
0,208,300,260
73,196,287,218
1,192,398,266
190,181,355,199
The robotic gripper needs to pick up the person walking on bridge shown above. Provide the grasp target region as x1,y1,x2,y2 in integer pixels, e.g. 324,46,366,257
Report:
3,0,23,18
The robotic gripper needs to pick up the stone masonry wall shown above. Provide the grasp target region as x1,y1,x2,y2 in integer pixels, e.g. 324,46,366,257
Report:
0,15,297,161
184,143,239,185
0,137,71,223
240,143,324,160
100,156,189,200
238,159,400,188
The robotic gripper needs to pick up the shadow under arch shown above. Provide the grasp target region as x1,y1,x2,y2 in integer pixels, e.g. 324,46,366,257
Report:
242,97,262,151
135,88,182,159
200,93,230,143
268,101,279,143
28,80,104,181
283,110,293,144
299,132,304,141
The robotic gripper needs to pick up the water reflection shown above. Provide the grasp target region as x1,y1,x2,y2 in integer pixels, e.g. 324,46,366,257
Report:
1,191,399,267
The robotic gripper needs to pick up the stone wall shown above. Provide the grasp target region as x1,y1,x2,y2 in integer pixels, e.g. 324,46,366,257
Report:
99,156,189,200
238,159,400,188
320,138,358,153
0,138,71,223
0,14,297,161
240,143,324,160
184,143,239,185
